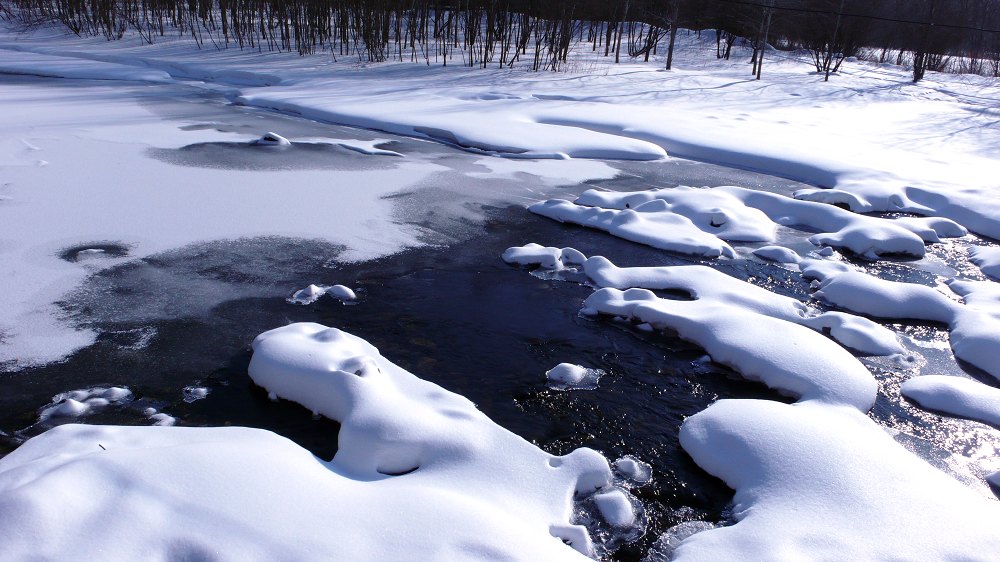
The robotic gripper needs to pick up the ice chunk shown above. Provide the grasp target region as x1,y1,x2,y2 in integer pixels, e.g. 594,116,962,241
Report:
38,386,133,422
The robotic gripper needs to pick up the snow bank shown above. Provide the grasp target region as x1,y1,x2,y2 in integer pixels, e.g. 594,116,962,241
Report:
583,287,877,410
533,186,962,260
574,186,775,243
902,375,1000,428
802,261,1000,381
529,199,736,258
970,246,1000,280
674,399,1000,561
0,323,647,560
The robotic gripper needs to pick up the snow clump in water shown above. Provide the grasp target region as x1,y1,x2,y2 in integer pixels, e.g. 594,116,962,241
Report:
546,363,605,391
287,284,357,305
38,386,133,422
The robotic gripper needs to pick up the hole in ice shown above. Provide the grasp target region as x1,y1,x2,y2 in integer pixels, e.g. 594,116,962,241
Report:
376,465,420,477
59,242,130,262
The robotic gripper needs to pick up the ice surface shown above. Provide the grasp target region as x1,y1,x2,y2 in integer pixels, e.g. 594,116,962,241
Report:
902,375,1000,428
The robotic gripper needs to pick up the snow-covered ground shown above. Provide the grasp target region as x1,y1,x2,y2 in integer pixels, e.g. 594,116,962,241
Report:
2,19,1000,562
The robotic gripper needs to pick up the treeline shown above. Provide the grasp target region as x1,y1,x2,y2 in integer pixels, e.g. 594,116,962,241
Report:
4,0,1000,80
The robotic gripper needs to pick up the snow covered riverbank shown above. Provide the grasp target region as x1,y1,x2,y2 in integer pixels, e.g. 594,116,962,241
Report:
2,19,1000,562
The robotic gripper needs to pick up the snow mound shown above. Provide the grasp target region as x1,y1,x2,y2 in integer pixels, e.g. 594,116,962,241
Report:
530,199,736,258
502,243,587,271
583,287,877,410
182,385,210,403
546,363,605,391
644,521,716,562
902,375,1000,428
0,323,646,560
37,386,133,422
534,186,959,260
288,284,357,305
251,131,291,146
574,186,776,242
970,246,1000,280
719,186,945,259
582,256,901,357
802,261,1000,381
674,399,1000,561
613,456,652,485
752,245,800,264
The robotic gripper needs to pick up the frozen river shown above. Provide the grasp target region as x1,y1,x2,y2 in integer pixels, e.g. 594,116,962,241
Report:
2,74,999,560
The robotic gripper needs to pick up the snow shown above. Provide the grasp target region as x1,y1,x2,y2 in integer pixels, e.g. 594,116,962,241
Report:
0,323,653,560
902,375,1000,428
37,386,133,422
802,260,1000,382
970,246,1000,280
675,399,1000,561
288,284,358,305
529,199,737,258
613,456,652,486
251,131,291,146
501,243,587,271
752,245,801,264
2,19,1000,562
532,186,964,260
545,363,605,391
